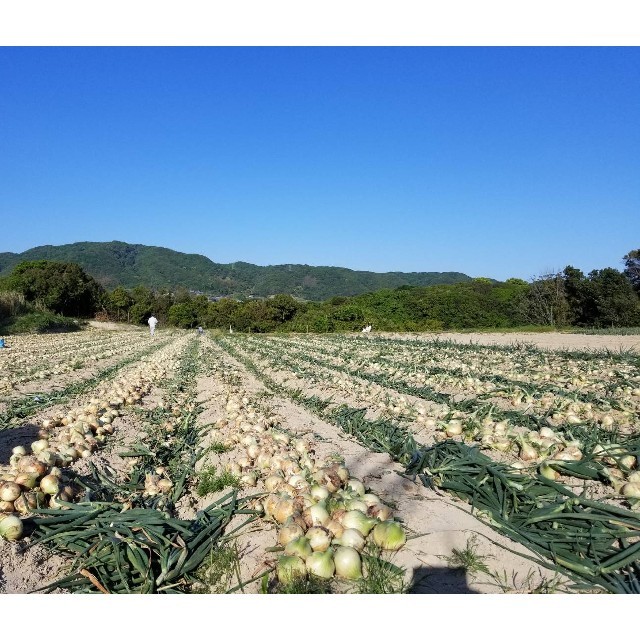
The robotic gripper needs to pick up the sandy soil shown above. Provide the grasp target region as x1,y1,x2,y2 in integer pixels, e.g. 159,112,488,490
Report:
87,321,142,331
382,331,640,353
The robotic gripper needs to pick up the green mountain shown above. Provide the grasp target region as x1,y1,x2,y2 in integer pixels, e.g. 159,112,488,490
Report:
0,241,472,300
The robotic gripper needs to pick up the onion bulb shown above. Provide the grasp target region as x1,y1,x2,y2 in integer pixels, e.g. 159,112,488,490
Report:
621,482,640,499
325,519,344,539
341,510,377,536
362,493,381,507
305,504,330,527
445,420,463,437
40,474,60,495
277,555,307,585
347,479,365,497
369,503,393,521
619,455,636,470
539,461,559,481
274,498,296,524
310,485,329,501
0,482,22,502
306,550,335,579
336,528,365,551
284,536,312,559
0,501,15,512
157,479,173,493
0,514,23,541
31,439,49,454
334,546,362,580
278,522,305,546
264,475,283,492
305,527,332,551
14,473,37,490
372,521,406,551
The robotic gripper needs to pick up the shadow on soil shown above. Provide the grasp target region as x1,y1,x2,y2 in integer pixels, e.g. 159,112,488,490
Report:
0,422,41,463
407,566,480,594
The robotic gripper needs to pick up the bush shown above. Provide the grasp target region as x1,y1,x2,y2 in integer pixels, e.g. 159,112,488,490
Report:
0,311,83,334
0,291,29,320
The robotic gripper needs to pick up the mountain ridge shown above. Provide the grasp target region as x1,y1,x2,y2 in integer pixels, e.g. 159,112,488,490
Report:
0,240,473,300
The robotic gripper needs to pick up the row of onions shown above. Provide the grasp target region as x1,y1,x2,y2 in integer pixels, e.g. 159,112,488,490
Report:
0,337,189,541
203,361,407,588
291,332,640,405
263,332,640,429
1,330,153,391
235,335,640,502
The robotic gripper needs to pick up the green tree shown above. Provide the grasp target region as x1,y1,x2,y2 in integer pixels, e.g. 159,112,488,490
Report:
109,286,133,322
4,260,104,317
205,298,242,330
588,268,640,327
520,273,569,327
623,249,640,293
267,294,301,322
168,302,199,328
562,266,593,326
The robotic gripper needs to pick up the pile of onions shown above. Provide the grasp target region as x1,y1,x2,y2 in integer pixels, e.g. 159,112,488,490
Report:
205,388,408,587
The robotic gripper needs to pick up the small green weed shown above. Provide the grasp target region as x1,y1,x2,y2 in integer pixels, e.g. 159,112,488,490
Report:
207,441,232,454
440,535,492,578
192,542,241,593
272,575,334,594
357,545,406,594
196,466,240,496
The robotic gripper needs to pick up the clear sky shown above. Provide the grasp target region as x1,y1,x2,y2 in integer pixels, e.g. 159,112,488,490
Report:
0,47,638,281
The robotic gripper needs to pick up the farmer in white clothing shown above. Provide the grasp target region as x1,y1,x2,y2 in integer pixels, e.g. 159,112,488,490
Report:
148,315,158,336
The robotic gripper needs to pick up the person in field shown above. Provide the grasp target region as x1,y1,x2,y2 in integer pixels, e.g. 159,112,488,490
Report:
148,315,158,336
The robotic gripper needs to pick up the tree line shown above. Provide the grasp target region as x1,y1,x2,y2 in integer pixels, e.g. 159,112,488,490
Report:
1,252,639,333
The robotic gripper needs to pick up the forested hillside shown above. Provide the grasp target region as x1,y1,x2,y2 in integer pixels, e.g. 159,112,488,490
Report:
0,241,471,300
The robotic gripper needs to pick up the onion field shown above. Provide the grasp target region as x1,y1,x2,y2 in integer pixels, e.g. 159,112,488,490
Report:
1,328,640,594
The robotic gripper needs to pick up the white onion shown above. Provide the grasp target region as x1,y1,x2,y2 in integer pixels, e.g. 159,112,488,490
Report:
362,493,381,507
40,474,60,495
31,439,49,454
369,503,393,521
305,527,331,551
325,518,344,539
285,536,312,559
622,482,640,498
277,555,307,585
306,504,330,527
372,521,406,550
278,523,305,546
0,482,22,502
347,479,365,496
264,475,283,492
274,499,296,524
0,515,23,541
341,510,376,536
334,546,362,580
346,499,368,514
310,485,329,501
336,528,365,551
306,550,335,579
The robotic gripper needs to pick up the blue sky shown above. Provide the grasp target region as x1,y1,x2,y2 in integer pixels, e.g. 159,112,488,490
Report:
0,47,638,281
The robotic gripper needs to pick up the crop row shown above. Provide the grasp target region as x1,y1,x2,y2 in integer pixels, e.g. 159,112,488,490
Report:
215,334,640,593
